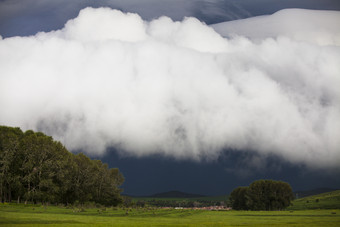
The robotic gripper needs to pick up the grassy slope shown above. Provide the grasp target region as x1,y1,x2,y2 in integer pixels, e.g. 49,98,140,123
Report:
1,203,340,226
288,190,340,210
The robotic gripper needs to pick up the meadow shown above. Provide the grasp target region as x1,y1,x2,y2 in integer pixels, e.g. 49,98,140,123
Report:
1,203,339,227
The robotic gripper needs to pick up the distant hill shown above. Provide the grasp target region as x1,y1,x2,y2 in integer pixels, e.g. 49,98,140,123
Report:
150,190,206,198
288,189,340,210
294,188,339,199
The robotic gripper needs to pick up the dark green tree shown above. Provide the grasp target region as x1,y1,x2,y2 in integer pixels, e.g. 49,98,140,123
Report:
246,180,294,211
0,125,124,206
92,161,124,206
229,186,249,210
0,126,24,202
229,179,294,211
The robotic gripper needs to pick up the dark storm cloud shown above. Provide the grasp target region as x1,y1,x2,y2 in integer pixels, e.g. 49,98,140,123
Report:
102,148,340,196
1,0,340,37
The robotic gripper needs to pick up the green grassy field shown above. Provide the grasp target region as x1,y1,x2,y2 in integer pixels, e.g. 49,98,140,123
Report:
1,203,340,226
288,190,340,210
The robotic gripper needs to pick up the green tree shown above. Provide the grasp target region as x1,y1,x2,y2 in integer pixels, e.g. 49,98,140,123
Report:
0,126,24,202
246,179,294,211
229,186,249,210
92,160,124,206
229,179,294,211
72,153,98,204
0,125,124,206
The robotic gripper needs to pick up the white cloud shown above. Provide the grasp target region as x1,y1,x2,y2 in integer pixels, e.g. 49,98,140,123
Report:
60,7,147,42
212,8,340,46
0,8,339,168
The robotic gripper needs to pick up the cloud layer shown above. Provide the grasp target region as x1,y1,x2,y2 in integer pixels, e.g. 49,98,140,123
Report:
3,0,340,38
212,9,340,46
0,0,250,37
1,8,339,168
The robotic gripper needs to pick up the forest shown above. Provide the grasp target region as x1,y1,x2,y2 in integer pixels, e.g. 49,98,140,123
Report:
0,126,124,206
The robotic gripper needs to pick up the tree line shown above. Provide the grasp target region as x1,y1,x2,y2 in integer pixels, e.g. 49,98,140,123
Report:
229,179,294,210
0,126,124,206
131,199,225,208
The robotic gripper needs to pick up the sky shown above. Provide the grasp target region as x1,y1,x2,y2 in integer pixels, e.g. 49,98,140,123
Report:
0,0,340,196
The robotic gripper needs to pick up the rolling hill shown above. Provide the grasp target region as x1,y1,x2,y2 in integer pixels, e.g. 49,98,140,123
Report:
288,189,340,210
294,188,339,198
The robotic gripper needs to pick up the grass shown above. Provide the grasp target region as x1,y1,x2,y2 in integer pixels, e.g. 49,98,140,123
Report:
288,190,340,210
1,203,340,226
